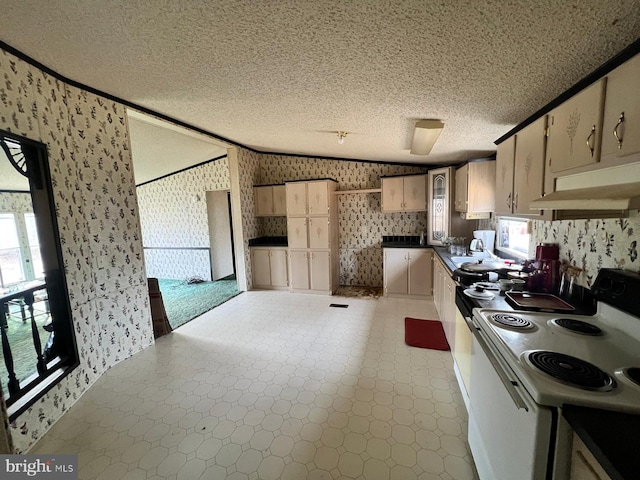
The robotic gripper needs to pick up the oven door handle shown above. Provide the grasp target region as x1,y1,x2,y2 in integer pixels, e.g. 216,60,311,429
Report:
471,323,530,412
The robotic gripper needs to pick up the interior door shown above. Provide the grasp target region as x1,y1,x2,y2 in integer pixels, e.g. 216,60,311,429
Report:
206,190,235,281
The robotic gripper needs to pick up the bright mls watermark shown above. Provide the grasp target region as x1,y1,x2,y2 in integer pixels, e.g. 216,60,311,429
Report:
0,455,77,479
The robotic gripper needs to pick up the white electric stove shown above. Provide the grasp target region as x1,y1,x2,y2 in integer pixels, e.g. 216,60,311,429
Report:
467,268,640,480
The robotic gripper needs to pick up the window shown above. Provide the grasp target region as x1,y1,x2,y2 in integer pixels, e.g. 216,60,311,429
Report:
0,213,25,286
497,218,530,257
25,213,43,279
1,130,78,420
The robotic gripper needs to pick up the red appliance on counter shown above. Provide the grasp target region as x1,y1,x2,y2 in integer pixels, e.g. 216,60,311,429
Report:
528,243,560,293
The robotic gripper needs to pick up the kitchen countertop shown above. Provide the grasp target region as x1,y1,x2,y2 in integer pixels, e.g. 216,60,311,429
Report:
381,235,431,248
434,246,634,479
248,236,288,247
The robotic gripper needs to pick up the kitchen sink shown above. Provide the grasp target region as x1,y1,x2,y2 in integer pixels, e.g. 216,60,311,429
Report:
450,252,492,268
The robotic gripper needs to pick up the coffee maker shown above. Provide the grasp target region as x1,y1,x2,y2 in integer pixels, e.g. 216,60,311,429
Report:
532,244,560,293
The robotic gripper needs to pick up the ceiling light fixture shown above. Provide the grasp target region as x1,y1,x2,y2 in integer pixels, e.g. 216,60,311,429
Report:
337,131,347,144
410,119,444,155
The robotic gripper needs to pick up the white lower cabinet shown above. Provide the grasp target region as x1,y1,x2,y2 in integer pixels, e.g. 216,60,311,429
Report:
383,248,433,297
251,247,289,289
289,250,332,293
570,433,612,480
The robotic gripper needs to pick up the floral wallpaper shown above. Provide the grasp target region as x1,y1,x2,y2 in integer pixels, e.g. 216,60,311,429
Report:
0,47,152,452
137,156,230,280
257,154,429,286
479,215,640,288
531,217,640,288
0,192,32,213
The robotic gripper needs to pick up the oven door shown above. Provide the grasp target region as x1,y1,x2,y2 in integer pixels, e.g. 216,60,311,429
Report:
468,321,553,480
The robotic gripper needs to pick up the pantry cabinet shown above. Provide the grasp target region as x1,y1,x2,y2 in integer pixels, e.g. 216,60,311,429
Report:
251,247,289,289
383,248,433,297
545,79,606,174
286,179,338,294
496,117,549,218
454,160,496,219
381,174,427,212
601,54,640,160
254,185,287,216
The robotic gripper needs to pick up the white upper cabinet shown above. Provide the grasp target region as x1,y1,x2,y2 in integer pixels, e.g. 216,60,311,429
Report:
272,185,287,216
545,79,606,173
286,182,308,215
381,175,427,212
454,161,496,218
495,136,516,216
254,185,287,217
307,181,330,216
514,116,547,216
601,54,640,159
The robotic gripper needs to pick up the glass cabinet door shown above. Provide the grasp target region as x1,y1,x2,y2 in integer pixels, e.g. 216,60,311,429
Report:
428,167,450,246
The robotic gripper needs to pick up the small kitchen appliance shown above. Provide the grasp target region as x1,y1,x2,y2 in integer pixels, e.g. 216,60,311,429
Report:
467,268,640,480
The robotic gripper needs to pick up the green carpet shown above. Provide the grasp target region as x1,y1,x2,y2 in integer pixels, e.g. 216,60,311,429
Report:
158,277,240,329
1,307,51,395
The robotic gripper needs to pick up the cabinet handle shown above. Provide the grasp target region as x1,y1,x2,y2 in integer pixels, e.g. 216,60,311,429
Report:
586,125,596,157
514,192,518,210
613,112,625,149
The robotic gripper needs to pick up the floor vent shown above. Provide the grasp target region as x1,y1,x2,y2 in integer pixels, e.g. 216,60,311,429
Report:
329,303,349,308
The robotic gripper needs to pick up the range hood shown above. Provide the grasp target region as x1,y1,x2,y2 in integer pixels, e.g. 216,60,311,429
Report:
530,162,640,211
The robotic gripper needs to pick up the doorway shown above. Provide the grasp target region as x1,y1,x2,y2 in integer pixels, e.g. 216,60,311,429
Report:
206,190,235,281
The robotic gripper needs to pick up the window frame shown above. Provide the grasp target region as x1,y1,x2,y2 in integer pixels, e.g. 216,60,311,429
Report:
495,217,532,260
1,130,78,421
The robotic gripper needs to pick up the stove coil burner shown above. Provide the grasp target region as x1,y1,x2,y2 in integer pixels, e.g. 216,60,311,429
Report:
553,318,603,336
491,313,533,330
528,351,615,391
622,368,640,386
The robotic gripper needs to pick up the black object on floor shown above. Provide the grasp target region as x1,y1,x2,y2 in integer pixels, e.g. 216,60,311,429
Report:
330,304,349,308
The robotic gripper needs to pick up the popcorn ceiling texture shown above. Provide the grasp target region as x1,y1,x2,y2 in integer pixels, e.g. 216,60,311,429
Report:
1,1,640,164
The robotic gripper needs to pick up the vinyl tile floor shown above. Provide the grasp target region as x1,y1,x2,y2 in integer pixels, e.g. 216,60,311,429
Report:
30,291,478,480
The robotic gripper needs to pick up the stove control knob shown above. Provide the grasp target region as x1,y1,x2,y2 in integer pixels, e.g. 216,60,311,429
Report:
612,280,626,296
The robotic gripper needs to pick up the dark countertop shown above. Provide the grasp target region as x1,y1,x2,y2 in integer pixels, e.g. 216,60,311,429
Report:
248,236,288,247
563,405,640,480
434,246,634,478
381,235,431,249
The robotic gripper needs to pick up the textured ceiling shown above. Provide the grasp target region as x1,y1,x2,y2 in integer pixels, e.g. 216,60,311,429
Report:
1,0,640,169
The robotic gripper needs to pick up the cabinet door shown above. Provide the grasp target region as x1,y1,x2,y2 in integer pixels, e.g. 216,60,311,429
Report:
570,434,612,480
427,168,450,245
454,308,472,395
601,54,640,159
270,250,289,287
495,136,516,215
546,79,605,173
454,164,468,212
287,217,308,248
286,183,307,215
467,161,496,213
252,249,272,286
289,250,310,290
272,185,287,216
254,186,274,216
308,216,330,249
384,249,408,295
408,249,433,296
444,276,456,346
514,116,547,215
381,177,404,212
310,251,331,291
403,175,427,211
307,181,329,216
